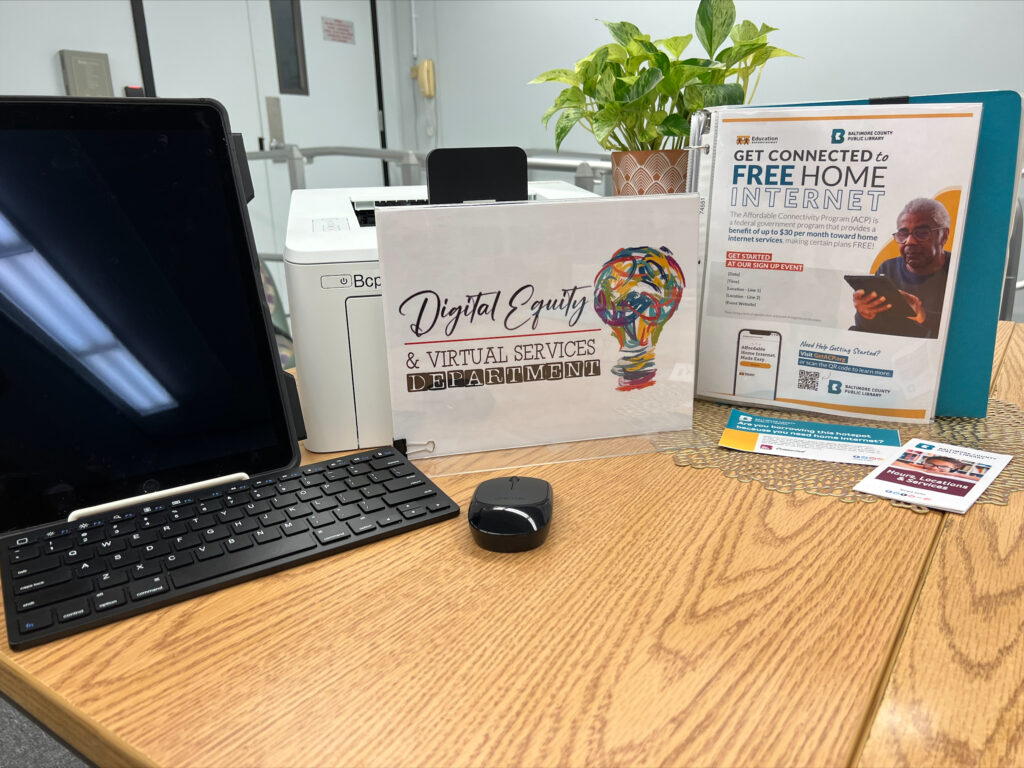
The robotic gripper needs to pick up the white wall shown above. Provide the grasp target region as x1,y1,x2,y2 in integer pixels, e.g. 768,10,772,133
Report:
417,0,1024,154
0,0,143,96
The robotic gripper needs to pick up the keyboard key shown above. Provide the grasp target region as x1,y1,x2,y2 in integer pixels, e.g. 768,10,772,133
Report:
194,543,223,561
280,520,307,536
15,569,72,595
201,526,230,543
370,456,404,471
64,547,93,564
400,506,428,520
170,533,317,589
311,497,338,512
378,513,403,527
345,476,371,490
259,510,287,527
130,561,163,579
228,511,256,530
383,486,437,507
19,611,53,634
244,501,271,517
10,546,39,563
173,533,201,551
140,542,170,559
294,487,323,503
163,552,193,571
57,600,90,623
313,524,351,545
271,494,297,509
96,538,126,555
347,518,376,535
107,550,140,569
338,491,363,506
385,476,424,493
197,499,223,514
12,555,60,579
10,534,39,549
335,505,362,521
96,570,129,588
361,485,386,499
252,528,281,545
129,576,168,601
93,588,127,612
277,480,302,494
358,499,385,514
216,508,244,524
285,504,314,519
309,512,336,529
225,536,253,553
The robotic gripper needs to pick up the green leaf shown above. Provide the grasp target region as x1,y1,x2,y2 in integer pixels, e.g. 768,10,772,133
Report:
541,104,560,128
729,20,761,43
749,45,799,67
716,40,768,68
619,67,663,104
596,70,616,102
695,0,736,58
601,20,642,47
584,46,610,83
593,105,622,147
684,82,744,112
554,108,586,151
662,61,714,94
598,43,629,65
627,38,659,58
657,113,691,138
529,68,578,86
656,34,693,59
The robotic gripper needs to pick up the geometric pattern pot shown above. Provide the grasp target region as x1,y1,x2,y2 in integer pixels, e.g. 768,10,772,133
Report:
611,149,688,195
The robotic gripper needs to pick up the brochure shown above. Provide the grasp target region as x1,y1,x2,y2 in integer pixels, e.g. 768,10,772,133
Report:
375,195,699,457
854,439,1012,513
719,408,901,465
695,104,982,422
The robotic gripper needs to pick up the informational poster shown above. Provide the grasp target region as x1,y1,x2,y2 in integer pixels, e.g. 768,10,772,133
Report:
376,195,699,456
696,104,982,422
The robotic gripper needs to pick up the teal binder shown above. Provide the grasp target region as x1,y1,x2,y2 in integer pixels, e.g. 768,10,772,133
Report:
787,91,1022,417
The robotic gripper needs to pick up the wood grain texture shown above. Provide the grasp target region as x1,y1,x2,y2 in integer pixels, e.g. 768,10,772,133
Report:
1,452,941,767
860,323,1024,767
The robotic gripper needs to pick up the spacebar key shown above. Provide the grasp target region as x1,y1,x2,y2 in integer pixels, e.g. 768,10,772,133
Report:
170,533,317,589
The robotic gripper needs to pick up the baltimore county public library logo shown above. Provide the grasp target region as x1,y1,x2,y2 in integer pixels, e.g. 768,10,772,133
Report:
916,443,936,450
831,128,846,144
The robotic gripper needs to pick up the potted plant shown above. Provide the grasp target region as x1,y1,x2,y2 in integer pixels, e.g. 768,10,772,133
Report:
530,0,795,195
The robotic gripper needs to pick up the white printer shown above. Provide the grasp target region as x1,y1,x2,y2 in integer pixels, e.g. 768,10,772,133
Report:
284,181,598,452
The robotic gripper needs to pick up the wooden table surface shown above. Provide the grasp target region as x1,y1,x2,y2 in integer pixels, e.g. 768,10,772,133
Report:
1,323,1020,768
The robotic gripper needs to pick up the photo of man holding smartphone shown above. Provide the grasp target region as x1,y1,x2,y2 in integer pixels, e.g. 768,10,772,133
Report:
851,197,951,338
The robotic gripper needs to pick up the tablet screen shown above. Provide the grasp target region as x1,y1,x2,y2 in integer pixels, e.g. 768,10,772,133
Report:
0,98,295,531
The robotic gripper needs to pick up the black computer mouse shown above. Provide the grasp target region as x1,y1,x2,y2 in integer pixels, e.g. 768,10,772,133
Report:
468,476,553,552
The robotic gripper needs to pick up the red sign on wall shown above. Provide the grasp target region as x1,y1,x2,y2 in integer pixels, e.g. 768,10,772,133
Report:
322,17,355,44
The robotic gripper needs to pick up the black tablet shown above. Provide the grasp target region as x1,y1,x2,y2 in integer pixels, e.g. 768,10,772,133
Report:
843,274,916,318
0,98,297,531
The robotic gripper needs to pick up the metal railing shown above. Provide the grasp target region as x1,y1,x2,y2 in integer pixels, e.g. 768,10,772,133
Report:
245,144,612,194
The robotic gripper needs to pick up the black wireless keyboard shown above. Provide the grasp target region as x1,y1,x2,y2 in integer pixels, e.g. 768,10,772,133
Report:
1,447,459,650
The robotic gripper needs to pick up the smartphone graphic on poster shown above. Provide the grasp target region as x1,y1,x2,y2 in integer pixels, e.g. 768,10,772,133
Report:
734,329,782,400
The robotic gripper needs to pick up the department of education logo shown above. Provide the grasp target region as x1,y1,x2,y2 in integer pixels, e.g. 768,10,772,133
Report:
831,128,845,144
736,135,751,145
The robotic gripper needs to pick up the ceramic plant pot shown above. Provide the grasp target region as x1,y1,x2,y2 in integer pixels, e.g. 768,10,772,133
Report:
610,149,688,195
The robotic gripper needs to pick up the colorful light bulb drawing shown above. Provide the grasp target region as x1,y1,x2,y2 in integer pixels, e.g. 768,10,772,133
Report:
593,246,684,391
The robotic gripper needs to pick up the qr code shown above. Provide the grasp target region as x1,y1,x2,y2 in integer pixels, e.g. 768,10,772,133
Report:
797,370,820,391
